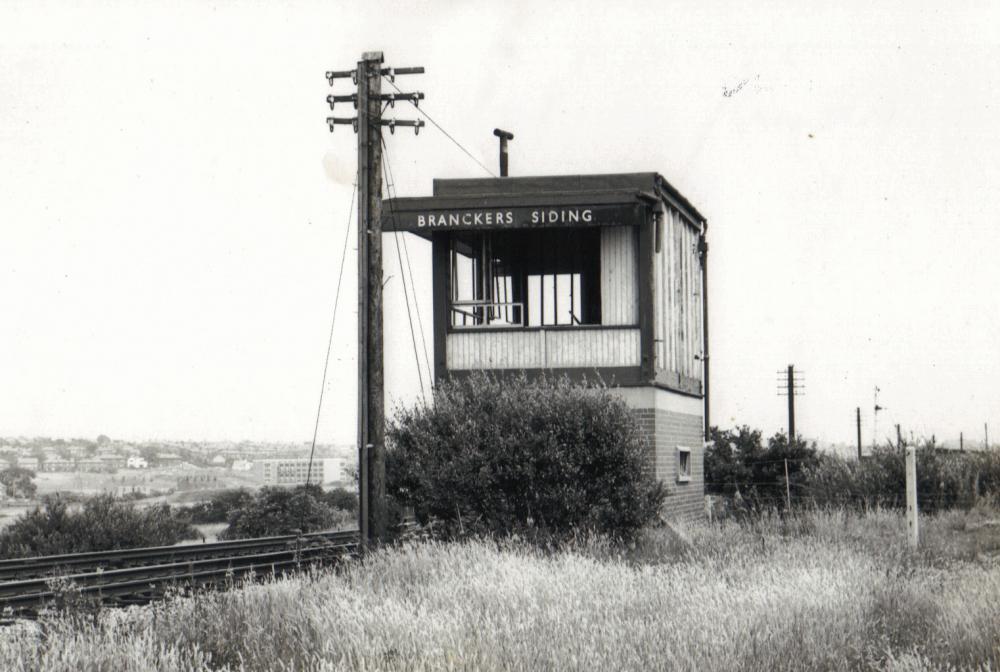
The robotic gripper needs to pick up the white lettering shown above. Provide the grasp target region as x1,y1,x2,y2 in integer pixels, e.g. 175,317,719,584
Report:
417,215,426,228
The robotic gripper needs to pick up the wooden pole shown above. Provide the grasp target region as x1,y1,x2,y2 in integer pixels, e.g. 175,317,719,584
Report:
787,365,795,442
856,407,862,460
905,445,918,549
784,458,791,511
356,51,386,544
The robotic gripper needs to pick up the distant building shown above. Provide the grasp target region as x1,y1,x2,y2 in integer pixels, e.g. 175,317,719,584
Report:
321,457,346,485
78,458,112,473
256,458,323,486
231,458,253,472
126,456,148,469
16,456,39,471
210,455,226,466
41,458,73,472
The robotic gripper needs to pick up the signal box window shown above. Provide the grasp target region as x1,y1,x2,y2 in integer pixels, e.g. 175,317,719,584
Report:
449,229,602,328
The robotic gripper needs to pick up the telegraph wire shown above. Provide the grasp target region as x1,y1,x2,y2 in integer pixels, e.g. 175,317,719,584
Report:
305,181,357,489
383,76,498,178
381,139,434,384
381,137,428,402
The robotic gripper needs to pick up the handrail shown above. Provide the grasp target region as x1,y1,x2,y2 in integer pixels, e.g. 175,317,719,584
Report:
450,300,524,328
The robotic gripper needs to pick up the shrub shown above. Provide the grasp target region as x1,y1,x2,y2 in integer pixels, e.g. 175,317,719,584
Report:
0,467,37,499
220,485,346,540
320,486,358,514
805,444,1000,513
385,372,665,542
706,426,819,509
184,488,255,524
0,495,199,559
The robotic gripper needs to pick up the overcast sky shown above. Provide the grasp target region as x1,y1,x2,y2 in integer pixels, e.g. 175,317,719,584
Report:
1,1,998,448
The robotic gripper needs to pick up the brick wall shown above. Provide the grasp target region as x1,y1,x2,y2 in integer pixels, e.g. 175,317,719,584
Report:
627,396,705,524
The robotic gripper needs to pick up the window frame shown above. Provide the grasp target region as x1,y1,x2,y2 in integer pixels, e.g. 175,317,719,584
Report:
676,446,692,483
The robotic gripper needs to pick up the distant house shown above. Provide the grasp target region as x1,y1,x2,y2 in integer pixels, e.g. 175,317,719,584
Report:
231,458,253,472
78,458,111,473
157,453,183,464
210,455,226,466
41,458,73,472
16,456,39,471
99,455,125,471
126,456,148,469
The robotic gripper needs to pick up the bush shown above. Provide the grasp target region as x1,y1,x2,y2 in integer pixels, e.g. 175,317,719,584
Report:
385,372,665,542
707,426,1000,515
805,444,1000,513
184,488,255,524
0,467,37,499
706,426,819,509
220,485,347,540
320,486,358,514
0,495,199,559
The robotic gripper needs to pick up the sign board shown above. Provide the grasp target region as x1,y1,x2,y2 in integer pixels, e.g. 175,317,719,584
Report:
383,202,644,233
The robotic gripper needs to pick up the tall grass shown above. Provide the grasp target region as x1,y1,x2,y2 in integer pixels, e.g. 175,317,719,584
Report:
2,508,999,671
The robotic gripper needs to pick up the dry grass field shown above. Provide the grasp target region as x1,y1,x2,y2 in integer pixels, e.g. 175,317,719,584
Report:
2,506,998,671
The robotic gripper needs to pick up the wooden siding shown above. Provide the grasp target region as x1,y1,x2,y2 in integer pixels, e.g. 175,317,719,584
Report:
447,328,640,370
600,227,637,325
653,208,704,384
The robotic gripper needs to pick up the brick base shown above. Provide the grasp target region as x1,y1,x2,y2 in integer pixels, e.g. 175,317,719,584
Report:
612,387,706,523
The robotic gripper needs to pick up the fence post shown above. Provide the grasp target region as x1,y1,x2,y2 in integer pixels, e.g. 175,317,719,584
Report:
784,459,791,512
905,446,919,549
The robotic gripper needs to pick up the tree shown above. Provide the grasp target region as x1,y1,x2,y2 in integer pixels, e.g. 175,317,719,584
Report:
0,467,37,499
0,495,199,559
220,485,343,540
706,426,818,508
386,373,665,542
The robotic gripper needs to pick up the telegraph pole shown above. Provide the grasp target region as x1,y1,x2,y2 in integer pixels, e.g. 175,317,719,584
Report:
787,365,795,441
856,407,862,460
327,53,424,545
777,365,802,442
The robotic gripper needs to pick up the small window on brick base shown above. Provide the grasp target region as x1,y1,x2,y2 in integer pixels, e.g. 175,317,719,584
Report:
676,446,692,483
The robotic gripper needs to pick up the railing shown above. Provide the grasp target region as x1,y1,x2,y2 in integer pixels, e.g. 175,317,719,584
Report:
450,300,524,328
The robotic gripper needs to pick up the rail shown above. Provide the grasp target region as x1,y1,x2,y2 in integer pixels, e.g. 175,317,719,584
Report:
0,529,360,619
450,300,524,328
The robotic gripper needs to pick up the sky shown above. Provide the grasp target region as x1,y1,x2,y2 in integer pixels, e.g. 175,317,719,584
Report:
1,1,999,448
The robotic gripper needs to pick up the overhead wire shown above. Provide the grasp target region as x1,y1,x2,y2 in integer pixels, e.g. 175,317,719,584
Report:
305,181,357,490
380,136,428,402
381,138,433,385
382,76,498,178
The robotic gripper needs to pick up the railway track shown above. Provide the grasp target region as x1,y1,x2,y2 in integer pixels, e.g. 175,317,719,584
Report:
0,529,360,619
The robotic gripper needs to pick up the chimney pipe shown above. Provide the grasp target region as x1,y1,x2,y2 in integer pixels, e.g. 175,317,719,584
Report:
493,128,514,177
